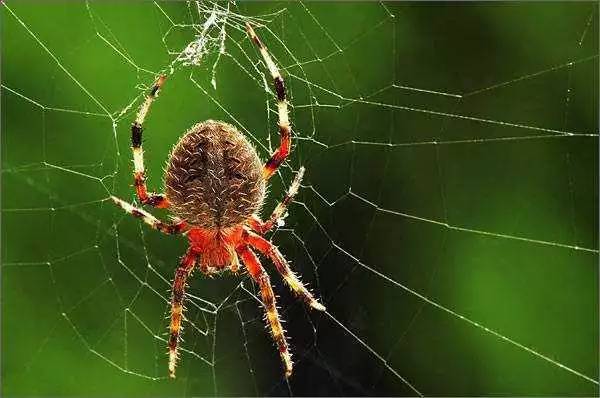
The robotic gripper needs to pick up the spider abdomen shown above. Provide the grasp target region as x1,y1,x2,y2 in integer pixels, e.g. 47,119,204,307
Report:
164,120,265,228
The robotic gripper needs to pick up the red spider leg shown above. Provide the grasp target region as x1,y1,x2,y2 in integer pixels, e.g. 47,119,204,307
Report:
168,248,197,378
131,74,170,208
247,167,304,234
111,196,186,234
244,230,325,312
246,23,291,180
237,245,293,378
230,250,240,273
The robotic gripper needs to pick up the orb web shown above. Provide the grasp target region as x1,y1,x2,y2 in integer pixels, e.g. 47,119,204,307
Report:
2,2,598,396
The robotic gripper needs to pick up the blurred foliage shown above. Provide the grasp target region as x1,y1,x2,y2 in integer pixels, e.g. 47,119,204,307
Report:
2,2,598,396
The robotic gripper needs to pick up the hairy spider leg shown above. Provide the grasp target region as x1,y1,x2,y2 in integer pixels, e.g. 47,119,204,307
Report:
131,74,170,208
111,196,186,235
247,167,305,234
237,245,293,378
246,23,291,180
244,230,325,312
230,249,240,273
168,248,197,378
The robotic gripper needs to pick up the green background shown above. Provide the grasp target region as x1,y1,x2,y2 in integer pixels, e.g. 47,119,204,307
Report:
2,1,598,396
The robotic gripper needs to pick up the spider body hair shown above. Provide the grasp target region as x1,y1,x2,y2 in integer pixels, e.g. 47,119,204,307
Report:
165,120,266,229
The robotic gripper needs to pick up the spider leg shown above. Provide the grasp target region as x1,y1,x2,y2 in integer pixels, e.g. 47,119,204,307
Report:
244,230,325,312
111,196,186,235
168,248,197,378
131,74,170,208
246,23,292,180
237,245,293,378
248,167,304,235
230,250,240,274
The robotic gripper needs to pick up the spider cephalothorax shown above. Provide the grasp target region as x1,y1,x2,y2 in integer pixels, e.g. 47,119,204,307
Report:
165,120,266,228
111,23,324,380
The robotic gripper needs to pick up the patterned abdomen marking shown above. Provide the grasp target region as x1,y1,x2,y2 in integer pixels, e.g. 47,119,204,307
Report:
164,120,266,228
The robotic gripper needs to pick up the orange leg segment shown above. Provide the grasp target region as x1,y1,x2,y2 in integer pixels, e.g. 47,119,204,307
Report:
111,196,186,235
168,248,197,378
246,23,291,180
131,75,170,208
244,230,325,311
237,245,293,377
248,167,304,235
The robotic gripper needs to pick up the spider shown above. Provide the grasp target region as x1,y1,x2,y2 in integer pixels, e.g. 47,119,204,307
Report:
111,23,325,379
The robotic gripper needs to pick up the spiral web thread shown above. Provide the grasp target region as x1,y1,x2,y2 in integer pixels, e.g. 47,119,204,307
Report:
2,1,598,396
